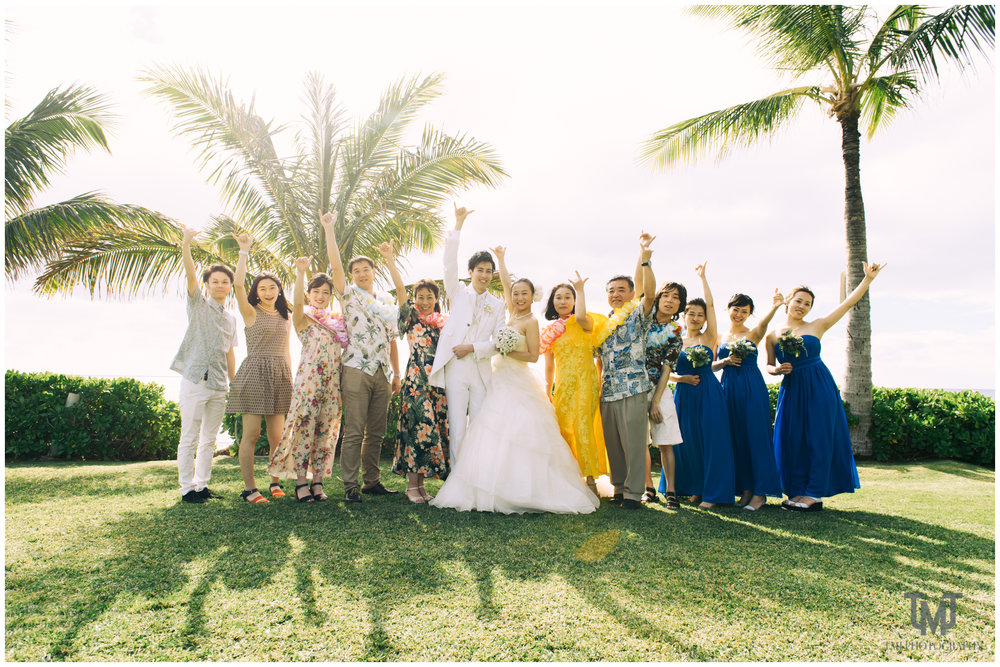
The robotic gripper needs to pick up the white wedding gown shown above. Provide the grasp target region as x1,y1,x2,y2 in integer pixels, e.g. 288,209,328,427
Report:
431,332,600,514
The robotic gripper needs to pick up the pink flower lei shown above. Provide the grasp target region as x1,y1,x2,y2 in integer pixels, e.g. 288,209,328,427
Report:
304,305,350,349
416,309,447,330
539,314,570,354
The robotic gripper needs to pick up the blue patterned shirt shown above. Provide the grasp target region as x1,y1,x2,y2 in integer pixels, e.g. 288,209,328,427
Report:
598,302,653,402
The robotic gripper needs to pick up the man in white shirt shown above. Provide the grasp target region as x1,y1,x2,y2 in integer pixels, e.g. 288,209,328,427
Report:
429,205,506,466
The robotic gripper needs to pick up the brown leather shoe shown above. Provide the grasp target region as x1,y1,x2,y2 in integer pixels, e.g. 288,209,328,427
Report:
361,481,399,495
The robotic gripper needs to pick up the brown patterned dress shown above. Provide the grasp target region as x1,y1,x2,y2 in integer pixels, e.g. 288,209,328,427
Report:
226,307,293,415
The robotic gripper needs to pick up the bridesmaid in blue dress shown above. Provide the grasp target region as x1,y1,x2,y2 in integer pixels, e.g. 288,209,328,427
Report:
764,262,886,512
670,262,735,509
713,290,784,511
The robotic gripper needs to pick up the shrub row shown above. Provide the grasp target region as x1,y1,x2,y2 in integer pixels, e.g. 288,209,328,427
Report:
5,370,181,461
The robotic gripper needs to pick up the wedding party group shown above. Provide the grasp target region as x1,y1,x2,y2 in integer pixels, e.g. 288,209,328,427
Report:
171,205,885,515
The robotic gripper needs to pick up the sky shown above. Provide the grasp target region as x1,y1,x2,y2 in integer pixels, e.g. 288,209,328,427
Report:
4,1,996,403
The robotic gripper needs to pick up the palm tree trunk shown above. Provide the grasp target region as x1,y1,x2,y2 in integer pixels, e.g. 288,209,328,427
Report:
839,113,873,457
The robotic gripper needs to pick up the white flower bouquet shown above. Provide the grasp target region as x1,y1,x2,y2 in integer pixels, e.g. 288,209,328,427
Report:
496,326,521,356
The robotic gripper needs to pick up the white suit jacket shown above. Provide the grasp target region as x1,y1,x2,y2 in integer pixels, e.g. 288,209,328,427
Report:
429,229,506,389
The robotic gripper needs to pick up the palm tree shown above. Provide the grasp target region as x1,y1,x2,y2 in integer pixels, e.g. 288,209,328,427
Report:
34,67,508,299
640,5,994,455
5,84,174,283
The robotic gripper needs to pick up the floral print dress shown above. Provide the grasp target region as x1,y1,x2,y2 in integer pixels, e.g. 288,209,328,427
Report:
267,322,342,479
392,299,450,479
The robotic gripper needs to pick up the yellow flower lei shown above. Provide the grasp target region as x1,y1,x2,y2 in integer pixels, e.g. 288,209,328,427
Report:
595,298,641,347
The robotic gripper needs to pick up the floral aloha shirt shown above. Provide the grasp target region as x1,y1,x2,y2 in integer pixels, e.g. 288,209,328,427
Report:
338,284,394,382
598,303,653,402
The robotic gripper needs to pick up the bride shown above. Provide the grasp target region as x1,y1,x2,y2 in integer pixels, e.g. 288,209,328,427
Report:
430,246,600,514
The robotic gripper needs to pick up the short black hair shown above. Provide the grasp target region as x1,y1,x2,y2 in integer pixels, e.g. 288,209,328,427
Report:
248,272,290,319
413,279,442,313
686,297,707,316
348,256,375,272
606,275,634,291
202,264,234,283
727,293,755,314
307,273,334,293
467,251,495,272
653,281,687,321
544,283,575,320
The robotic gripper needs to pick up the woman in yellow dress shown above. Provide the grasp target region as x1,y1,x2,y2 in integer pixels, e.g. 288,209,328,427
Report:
542,273,609,495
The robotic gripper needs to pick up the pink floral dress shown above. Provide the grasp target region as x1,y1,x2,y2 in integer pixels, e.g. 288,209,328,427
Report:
267,322,342,479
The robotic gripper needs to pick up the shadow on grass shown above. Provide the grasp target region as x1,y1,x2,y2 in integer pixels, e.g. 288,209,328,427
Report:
4,460,995,661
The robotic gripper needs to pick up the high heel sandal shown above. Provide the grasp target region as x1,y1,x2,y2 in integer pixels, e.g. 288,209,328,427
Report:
240,488,269,504
664,492,680,510
295,483,315,503
405,485,426,504
419,487,433,502
269,482,286,499
310,482,328,502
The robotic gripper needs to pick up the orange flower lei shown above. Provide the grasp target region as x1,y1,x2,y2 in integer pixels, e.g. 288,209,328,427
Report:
539,315,570,354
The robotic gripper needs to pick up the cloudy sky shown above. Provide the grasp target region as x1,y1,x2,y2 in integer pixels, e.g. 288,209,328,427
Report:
5,1,995,402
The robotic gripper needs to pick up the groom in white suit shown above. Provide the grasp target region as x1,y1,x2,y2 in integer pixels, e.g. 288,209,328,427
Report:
429,205,506,466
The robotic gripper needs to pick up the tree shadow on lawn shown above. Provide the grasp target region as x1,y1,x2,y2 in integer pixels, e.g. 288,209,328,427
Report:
5,464,995,661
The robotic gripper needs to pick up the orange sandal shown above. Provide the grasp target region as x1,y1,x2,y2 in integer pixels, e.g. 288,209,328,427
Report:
269,483,286,499
241,489,269,504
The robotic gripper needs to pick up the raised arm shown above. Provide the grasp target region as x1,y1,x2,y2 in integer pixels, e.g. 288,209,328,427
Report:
569,271,593,331
444,204,474,297
640,231,656,316
814,262,886,334
696,262,717,344
376,242,407,307
748,289,784,344
180,225,200,296
491,245,513,314
319,210,347,295
233,233,256,325
292,256,311,331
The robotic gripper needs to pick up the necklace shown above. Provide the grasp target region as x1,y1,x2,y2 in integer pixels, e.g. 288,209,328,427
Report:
511,311,532,321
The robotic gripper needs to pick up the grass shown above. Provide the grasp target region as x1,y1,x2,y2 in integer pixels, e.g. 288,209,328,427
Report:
4,457,995,661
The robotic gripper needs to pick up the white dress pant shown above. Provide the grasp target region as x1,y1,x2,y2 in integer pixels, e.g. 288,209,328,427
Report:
177,377,227,495
443,355,488,467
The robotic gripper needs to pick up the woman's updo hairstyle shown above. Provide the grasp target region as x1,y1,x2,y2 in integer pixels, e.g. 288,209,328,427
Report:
413,279,442,313
512,277,543,303
727,293,755,314
307,273,334,293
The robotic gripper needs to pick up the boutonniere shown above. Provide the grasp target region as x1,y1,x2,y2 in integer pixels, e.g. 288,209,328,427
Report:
483,304,494,314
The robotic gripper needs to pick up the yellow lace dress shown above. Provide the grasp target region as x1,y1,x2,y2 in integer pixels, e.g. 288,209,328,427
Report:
550,314,610,477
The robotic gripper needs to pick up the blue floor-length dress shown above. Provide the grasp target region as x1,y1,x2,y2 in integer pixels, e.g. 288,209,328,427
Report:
773,334,860,499
718,341,782,497
669,345,736,504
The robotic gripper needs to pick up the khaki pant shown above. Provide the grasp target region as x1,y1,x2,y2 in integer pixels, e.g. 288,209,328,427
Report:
340,366,391,491
600,391,650,501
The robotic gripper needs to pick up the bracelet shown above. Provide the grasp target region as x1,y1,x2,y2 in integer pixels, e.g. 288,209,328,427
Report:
238,251,249,257
641,261,650,267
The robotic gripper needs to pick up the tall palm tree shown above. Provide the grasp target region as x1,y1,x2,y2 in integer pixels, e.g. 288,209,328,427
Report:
34,67,508,299
640,5,994,455
5,84,174,283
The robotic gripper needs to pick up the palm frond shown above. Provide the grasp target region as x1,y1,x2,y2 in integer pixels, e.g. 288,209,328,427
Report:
5,84,114,218
640,86,821,169
295,71,346,217
334,73,445,218
689,5,867,81
886,5,995,79
857,71,919,138
32,211,188,298
865,5,923,77
5,193,175,281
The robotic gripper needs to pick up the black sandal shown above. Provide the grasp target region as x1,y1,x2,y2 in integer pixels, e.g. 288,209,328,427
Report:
665,492,680,510
295,483,315,503
643,487,660,504
310,482,328,502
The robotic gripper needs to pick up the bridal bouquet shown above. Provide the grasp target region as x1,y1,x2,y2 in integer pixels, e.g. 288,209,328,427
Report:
496,326,521,356
778,330,806,358
684,345,710,369
727,338,756,361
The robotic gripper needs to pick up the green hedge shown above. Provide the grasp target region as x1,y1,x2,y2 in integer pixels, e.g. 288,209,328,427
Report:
5,370,181,461
649,383,994,468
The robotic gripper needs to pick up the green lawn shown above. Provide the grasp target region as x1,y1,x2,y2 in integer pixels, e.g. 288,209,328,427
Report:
4,458,995,661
